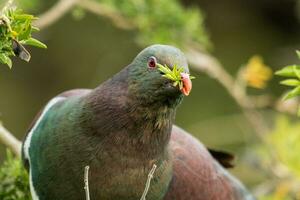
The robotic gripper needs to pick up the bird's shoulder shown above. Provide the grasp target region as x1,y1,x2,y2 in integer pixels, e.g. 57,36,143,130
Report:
25,89,91,136
22,89,91,169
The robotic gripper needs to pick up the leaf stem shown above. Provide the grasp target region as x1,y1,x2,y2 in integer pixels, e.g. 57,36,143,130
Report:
0,123,21,158
84,166,90,200
140,164,157,200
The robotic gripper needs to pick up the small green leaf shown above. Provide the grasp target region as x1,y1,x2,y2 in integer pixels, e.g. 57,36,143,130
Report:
280,79,300,87
296,50,300,59
157,63,172,74
18,20,32,40
0,54,12,68
178,67,184,73
13,12,35,20
179,81,183,89
0,54,7,64
20,38,47,49
283,86,300,100
6,56,12,68
172,65,177,73
163,74,176,80
294,65,300,79
275,65,300,77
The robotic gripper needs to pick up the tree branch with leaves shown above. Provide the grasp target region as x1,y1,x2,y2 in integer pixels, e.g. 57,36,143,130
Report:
0,4,46,68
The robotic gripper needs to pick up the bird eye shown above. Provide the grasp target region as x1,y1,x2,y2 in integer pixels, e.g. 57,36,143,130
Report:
148,56,157,68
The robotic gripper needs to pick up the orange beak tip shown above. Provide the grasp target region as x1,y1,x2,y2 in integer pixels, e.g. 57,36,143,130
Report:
181,88,190,96
180,73,192,96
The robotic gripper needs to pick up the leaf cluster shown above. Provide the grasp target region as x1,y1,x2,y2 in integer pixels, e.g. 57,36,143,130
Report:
256,116,300,200
276,51,300,115
0,150,31,200
0,8,46,68
96,0,211,49
269,117,300,179
157,63,194,89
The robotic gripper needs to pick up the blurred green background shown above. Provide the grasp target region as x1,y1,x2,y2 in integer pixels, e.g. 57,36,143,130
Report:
1,0,300,191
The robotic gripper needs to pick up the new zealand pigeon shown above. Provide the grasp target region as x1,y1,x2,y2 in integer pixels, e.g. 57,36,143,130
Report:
22,44,255,200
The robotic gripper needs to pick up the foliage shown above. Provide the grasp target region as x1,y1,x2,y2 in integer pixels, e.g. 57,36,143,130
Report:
260,53,300,198
96,0,210,49
243,55,272,89
257,116,300,200
268,117,300,179
157,63,194,89
0,150,31,200
0,8,46,68
276,51,300,115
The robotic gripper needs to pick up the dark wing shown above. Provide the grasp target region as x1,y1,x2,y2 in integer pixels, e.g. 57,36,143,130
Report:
164,125,254,200
21,89,91,170
207,148,235,168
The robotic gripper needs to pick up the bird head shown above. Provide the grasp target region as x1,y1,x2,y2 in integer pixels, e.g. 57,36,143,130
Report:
128,44,193,107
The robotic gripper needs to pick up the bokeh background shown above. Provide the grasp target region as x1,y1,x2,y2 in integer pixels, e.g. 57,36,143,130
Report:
1,0,300,198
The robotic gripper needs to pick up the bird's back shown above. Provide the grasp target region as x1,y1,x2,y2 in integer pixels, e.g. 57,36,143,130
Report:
164,125,255,200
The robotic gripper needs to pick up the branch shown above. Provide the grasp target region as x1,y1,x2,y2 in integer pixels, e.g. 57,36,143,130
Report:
185,48,252,108
0,123,21,157
185,48,270,138
274,97,299,115
34,0,80,29
34,0,133,30
140,164,157,200
84,165,91,200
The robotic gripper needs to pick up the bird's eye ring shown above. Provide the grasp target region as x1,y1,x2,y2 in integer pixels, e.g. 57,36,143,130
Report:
148,56,157,68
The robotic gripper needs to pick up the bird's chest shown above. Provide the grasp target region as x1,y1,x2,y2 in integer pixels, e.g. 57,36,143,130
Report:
87,149,173,200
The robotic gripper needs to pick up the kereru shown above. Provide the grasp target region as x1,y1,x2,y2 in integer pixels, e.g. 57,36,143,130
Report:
22,44,255,200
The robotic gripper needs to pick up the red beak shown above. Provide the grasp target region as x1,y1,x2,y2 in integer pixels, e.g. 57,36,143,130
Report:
180,73,192,96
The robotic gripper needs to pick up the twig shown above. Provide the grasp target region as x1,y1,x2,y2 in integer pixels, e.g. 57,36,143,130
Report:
253,180,277,197
0,123,21,157
140,164,157,200
34,0,80,29
84,165,91,200
185,48,250,107
77,0,133,30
